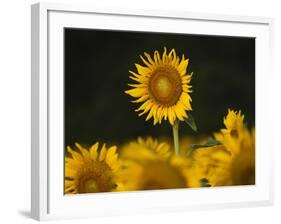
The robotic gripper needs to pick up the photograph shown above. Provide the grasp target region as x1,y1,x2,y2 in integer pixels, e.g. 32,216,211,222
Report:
64,28,255,194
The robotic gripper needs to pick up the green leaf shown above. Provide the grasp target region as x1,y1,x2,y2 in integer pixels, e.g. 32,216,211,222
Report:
189,139,221,154
184,112,197,132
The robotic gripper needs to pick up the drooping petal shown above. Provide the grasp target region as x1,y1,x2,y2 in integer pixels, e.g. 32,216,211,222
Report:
140,55,153,68
144,52,156,66
131,94,149,103
168,107,175,125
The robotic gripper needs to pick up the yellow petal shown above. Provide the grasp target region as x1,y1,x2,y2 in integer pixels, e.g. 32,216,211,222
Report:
107,154,119,170
67,146,83,162
154,51,161,65
182,84,192,92
176,101,188,118
65,167,76,177
135,100,152,112
106,146,117,162
137,101,153,116
168,107,175,125
145,104,158,121
89,143,99,160
128,83,146,88
125,88,147,98
65,158,80,169
168,49,176,61
132,94,149,103
140,55,153,68
180,92,192,110
177,56,189,76
163,107,168,120
174,106,184,121
144,52,156,65
162,47,167,64
169,49,177,65
99,144,107,161
135,63,151,75
156,106,164,124
75,143,90,158
129,70,142,79
174,56,180,67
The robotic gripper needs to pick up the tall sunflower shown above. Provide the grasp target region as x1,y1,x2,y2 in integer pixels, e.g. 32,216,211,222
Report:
65,142,122,194
125,48,193,154
125,48,192,125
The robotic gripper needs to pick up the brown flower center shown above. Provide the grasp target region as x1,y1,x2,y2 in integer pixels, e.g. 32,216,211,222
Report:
149,66,182,106
77,161,117,193
230,129,239,138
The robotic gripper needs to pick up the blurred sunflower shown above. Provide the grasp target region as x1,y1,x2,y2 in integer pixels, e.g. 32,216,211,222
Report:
214,109,254,156
65,142,122,194
125,47,193,125
187,145,232,187
121,137,172,161
188,109,255,187
230,129,255,185
214,110,255,185
220,109,244,138
119,137,190,191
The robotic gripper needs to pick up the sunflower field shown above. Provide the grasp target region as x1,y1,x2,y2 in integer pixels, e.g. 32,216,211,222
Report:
64,42,255,194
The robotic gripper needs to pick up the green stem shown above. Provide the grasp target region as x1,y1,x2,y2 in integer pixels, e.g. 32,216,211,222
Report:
172,120,180,155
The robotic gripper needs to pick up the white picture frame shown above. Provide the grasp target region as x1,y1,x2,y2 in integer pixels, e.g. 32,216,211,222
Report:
31,2,274,221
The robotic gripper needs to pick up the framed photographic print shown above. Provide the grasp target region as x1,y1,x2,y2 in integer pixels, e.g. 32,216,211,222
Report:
31,2,274,221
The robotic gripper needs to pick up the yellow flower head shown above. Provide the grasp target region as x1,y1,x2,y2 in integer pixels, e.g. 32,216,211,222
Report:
221,109,245,138
206,109,255,186
125,48,193,125
119,137,190,191
65,142,121,194
214,109,249,156
188,109,255,187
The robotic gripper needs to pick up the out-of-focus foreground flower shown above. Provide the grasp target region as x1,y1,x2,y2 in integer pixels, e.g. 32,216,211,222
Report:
214,109,255,185
188,109,255,187
64,110,255,193
65,142,122,194
118,137,191,190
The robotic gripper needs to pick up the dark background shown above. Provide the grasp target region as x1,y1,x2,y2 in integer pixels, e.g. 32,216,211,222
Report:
64,28,255,147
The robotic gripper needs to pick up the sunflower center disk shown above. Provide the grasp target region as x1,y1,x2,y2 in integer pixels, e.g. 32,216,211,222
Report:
149,66,182,106
84,179,100,193
154,76,172,98
78,162,116,193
